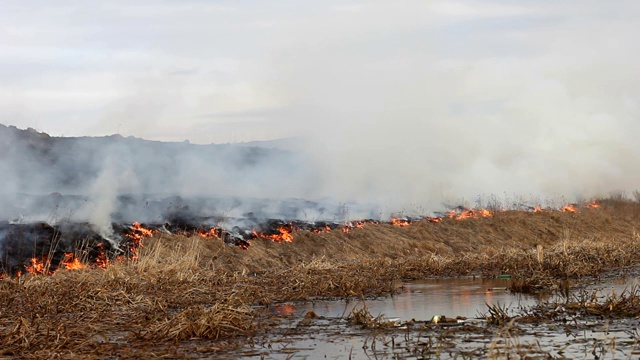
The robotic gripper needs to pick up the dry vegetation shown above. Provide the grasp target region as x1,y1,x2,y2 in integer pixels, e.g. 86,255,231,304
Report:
2,198,640,358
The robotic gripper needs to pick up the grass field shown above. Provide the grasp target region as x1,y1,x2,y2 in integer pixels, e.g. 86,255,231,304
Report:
2,198,640,358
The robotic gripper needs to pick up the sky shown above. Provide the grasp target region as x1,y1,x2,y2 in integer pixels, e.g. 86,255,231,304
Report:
1,1,640,206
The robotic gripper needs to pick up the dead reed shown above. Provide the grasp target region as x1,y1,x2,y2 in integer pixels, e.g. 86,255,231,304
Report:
141,303,257,341
2,198,640,357
562,285,640,318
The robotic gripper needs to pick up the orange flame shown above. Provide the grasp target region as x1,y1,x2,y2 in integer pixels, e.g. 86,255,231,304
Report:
390,218,410,227
561,204,578,213
26,257,52,275
127,222,154,241
95,243,110,269
61,253,85,270
533,205,546,213
476,209,493,217
198,228,221,238
446,209,493,220
124,222,154,261
342,221,366,233
257,226,294,243
586,200,600,209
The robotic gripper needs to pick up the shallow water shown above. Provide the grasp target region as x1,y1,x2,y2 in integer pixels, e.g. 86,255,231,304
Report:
273,277,544,321
224,276,640,359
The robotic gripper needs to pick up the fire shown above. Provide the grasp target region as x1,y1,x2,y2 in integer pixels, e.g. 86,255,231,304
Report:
533,205,546,213
446,209,493,220
476,209,493,217
61,253,85,270
312,225,332,234
123,222,154,261
198,227,221,238
26,257,52,275
561,204,578,213
127,222,154,241
426,216,442,223
342,221,366,233
95,243,110,269
390,218,410,227
257,226,294,243
586,200,600,209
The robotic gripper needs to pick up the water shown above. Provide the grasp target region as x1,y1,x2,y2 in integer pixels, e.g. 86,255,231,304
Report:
220,276,640,359
273,277,543,321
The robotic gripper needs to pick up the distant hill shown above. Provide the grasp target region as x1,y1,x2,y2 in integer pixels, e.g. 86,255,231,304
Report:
237,136,306,150
0,123,304,196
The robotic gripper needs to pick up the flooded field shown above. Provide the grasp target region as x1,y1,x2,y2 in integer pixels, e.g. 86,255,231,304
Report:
224,276,640,359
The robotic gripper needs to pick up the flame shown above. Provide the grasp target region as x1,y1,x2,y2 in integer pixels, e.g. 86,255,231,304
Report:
257,226,294,243
312,225,332,234
533,205,546,213
61,253,85,270
26,257,52,275
586,200,600,209
446,209,494,220
561,204,578,213
95,243,110,269
341,221,366,233
198,227,221,238
476,209,493,217
390,218,410,227
123,222,154,261
426,216,442,223
127,222,154,241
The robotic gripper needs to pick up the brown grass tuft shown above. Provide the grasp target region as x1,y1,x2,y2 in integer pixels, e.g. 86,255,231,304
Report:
142,303,257,341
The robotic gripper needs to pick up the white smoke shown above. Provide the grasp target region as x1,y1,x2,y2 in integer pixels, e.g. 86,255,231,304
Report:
1,1,640,221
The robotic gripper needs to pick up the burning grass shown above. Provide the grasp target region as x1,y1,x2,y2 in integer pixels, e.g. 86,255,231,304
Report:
2,198,640,357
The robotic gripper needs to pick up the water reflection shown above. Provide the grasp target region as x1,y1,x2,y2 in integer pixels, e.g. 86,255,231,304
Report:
284,277,549,320
259,276,640,359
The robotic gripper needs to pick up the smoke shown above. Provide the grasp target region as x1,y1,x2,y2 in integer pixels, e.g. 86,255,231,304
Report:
1,1,640,226
253,1,640,208
0,124,363,228
83,149,141,241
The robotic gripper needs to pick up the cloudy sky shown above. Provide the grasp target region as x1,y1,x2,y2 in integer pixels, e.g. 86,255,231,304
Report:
2,1,639,204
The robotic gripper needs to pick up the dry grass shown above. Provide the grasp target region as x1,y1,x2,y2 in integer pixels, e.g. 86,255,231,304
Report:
562,285,640,317
141,304,257,341
2,198,640,357
346,305,397,329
